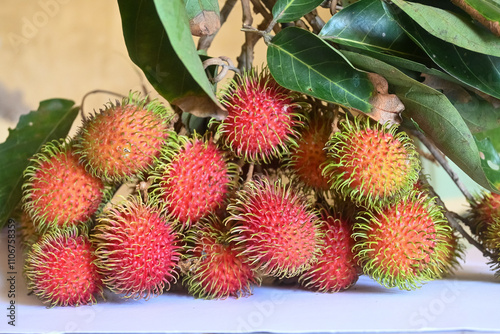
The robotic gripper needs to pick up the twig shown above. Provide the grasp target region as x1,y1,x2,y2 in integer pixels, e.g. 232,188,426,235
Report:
80,89,127,121
198,0,238,51
304,10,325,34
246,163,255,183
412,129,474,203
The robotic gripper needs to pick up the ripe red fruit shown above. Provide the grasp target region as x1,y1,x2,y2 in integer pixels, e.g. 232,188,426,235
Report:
227,176,322,277
75,93,172,182
218,68,303,163
151,133,237,230
92,196,181,300
353,190,452,290
183,215,258,299
287,112,332,192
22,139,107,233
299,208,359,292
324,116,420,208
24,229,103,307
468,191,500,239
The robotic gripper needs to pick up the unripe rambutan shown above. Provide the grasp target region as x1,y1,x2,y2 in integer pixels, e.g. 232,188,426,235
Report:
151,133,237,230
75,92,172,182
182,214,259,299
217,68,303,163
323,116,420,209
92,196,181,300
24,228,103,307
287,111,332,192
22,139,108,233
299,207,359,292
227,176,322,278
353,190,452,290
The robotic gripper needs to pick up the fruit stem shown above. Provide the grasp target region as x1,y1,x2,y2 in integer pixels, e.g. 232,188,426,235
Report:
246,163,255,183
411,129,474,203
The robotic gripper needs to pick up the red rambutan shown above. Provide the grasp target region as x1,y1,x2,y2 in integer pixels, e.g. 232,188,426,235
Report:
22,139,108,233
353,190,452,290
183,214,259,299
323,116,420,208
151,133,237,230
218,68,303,163
92,196,181,300
227,176,322,278
24,228,103,307
75,92,172,182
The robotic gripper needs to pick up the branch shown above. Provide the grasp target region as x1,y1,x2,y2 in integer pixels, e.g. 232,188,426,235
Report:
412,129,474,203
304,10,325,34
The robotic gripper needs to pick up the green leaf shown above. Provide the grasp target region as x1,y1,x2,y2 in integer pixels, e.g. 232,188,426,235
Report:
319,0,425,60
463,0,500,22
183,0,219,19
341,50,500,193
476,128,500,153
118,0,225,119
475,137,500,190
272,0,324,23
386,3,500,100
0,99,79,229
391,0,500,57
267,27,374,113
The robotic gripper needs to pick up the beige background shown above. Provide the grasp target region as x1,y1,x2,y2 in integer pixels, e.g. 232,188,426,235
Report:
0,0,267,141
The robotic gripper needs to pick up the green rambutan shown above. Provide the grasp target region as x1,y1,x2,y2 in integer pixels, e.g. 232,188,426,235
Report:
353,190,452,290
287,111,332,192
92,195,181,300
227,176,322,278
217,68,303,163
323,116,420,209
24,228,103,307
299,207,359,292
182,214,259,299
151,133,237,230
75,92,172,182
22,139,108,233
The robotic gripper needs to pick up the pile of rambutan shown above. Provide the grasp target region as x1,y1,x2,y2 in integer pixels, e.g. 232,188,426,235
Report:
18,70,467,307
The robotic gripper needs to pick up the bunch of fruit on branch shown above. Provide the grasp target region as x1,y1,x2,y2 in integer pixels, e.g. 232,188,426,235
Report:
17,68,500,307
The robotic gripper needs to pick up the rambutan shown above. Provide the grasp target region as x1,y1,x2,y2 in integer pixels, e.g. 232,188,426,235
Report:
323,116,420,209
92,196,181,300
353,190,452,290
227,176,322,278
24,228,103,307
299,207,359,292
151,133,237,230
468,191,500,239
182,214,258,299
75,92,172,182
217,68,303,163
287,111,332,192
22,139,108,233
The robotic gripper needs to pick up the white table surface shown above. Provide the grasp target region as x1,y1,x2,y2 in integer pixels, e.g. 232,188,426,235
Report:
1,224,500,334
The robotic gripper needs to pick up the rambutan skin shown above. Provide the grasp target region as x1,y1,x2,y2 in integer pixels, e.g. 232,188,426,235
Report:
75,92,172,182
22,139,108,233
151,133,237,230
287,111,332,192
24,229,103,307
299,208,359,292
323,116,420,209
227,176,322,278
468,191,500,238
92,196,181,300
183,215,259,299
353,190,452,290
217,68,304,163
